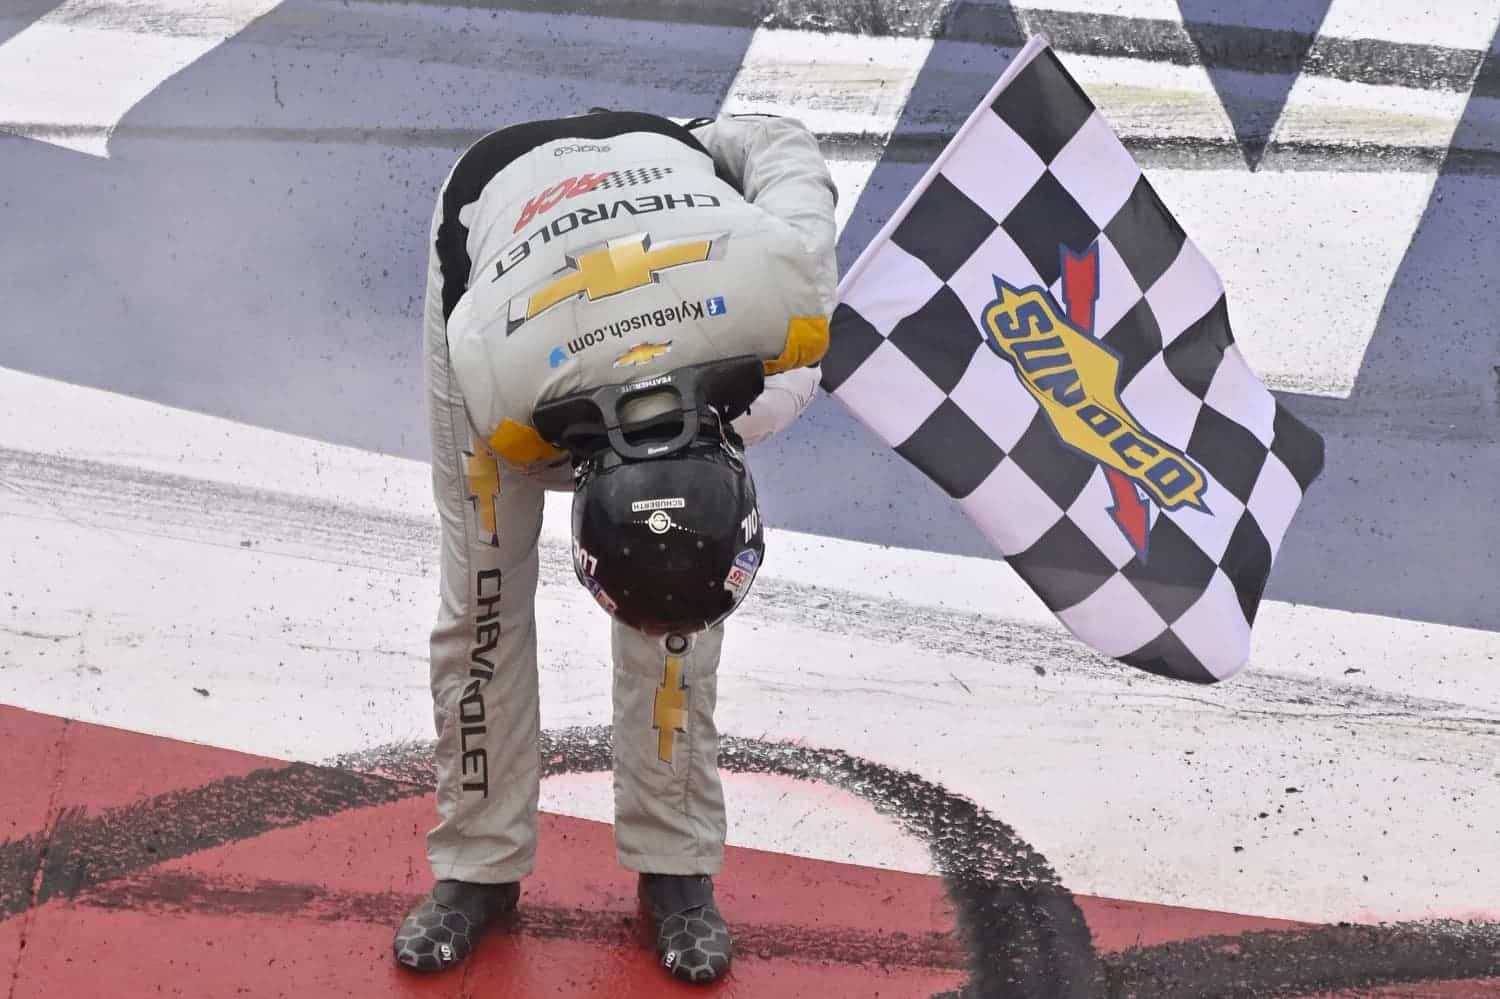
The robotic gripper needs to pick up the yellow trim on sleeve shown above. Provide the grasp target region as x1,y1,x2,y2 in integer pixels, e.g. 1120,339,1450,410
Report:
764,315,830,375
487,418,564,466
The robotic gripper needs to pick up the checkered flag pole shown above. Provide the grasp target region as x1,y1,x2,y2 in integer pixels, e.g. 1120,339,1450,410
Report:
823,37,1325,683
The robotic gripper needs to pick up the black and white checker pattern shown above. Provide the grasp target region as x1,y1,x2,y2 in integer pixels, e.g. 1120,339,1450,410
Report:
825,38,1325,683
597,166,674,189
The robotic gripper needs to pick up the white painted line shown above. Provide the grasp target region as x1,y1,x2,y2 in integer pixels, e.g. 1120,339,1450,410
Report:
3,368,1499,922
717,28,931,237
1010,0,1499,52
1274,73,1475,153
1062,51,1236,143
0,0,281,156
1318,0,1500,52
1155,167,1440,397
1016,0,1184,22
719,29,932,136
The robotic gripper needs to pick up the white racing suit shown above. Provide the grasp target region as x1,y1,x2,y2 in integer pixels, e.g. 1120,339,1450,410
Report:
421,111,837,882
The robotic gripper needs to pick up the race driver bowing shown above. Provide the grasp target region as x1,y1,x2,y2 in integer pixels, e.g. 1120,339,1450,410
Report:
393,110,837,984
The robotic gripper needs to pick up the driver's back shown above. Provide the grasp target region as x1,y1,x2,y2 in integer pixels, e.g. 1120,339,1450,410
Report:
432,113,838,472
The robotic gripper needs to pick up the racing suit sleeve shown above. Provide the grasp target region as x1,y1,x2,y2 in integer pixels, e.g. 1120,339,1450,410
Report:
688,114,838,312
689,115,837,447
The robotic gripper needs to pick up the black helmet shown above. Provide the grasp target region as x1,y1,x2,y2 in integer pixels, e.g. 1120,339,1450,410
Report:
533,358,767,635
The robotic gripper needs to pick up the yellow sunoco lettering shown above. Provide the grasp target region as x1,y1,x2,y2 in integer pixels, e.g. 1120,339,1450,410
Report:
981,280,1209,512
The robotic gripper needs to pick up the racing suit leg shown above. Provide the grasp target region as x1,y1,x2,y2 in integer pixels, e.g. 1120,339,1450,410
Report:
611,624,727,874
607,366,818,874
424,203,546,886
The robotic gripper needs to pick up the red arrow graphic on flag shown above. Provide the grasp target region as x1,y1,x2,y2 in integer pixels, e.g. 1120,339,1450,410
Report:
1060,246,1150,560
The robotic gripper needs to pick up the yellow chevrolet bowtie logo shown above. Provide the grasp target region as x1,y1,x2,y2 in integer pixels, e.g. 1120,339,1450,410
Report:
653,654,688,764
614,340,673,368
510,233,717,330
464,440,501,547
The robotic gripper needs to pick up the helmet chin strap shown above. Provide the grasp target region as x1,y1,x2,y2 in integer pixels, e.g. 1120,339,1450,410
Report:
576,403,737,482
533,355,765,474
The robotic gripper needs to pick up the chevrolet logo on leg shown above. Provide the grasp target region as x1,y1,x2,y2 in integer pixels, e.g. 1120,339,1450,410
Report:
507,233,721,333
464,439,501,548
653,652,688,765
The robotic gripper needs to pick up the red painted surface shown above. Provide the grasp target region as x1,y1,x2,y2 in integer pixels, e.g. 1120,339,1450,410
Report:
0,705,1489,998
1307,985,1500,998
1,709,66,995
2,707,967,998
1,705,64,836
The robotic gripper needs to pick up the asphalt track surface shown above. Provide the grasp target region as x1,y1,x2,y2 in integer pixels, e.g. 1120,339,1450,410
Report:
2,1,1500,996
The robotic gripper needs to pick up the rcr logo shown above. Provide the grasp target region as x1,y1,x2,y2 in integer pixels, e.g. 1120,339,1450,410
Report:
515,172,609,233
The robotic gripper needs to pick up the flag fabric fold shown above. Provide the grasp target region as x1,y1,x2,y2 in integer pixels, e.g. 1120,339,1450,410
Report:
824,36,1325,683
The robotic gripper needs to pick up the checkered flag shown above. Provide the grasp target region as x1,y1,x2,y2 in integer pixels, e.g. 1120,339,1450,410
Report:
823,37,1324,683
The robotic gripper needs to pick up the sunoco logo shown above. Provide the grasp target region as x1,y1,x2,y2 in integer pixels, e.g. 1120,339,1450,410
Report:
980,246,1208,552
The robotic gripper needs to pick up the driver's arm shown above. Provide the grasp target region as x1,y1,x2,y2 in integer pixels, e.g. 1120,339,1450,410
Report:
688,116,837,446
688,115,838,318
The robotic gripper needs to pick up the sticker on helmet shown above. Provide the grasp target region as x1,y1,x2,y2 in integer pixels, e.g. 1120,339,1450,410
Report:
724,546,761,603
582,576,618,614
647,510,674,534
632,497,686,512
723,565,755,597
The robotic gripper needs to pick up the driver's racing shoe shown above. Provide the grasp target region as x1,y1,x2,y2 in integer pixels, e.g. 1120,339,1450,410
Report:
639,873,733,984
392,879,520,972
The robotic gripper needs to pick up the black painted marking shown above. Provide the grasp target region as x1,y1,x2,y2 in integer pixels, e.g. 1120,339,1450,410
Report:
964,5,1485,95
339,728,1101,997
0,763,425,920
1177,0,1334,170
8,121,1489,176
1474,45,1500,100
343,0,1489,94
339,733,1500,998
766,0,951,37
1108,921,1500,998
5,727,1497,995
824,130,1500,175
